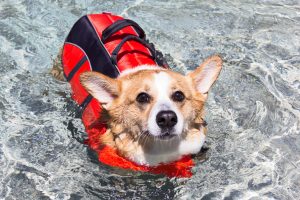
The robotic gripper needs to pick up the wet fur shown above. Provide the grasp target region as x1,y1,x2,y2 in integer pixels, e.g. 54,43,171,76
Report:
51,48,65,81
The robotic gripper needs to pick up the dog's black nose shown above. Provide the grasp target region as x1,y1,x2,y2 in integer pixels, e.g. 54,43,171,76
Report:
156,110,177,128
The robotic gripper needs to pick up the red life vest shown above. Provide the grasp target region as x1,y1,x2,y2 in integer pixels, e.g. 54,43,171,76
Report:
62,13,194,177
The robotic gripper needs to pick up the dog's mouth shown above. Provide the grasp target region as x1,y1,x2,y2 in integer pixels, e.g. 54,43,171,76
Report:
145,129,177,140
158,131,176,140
141,129,178,141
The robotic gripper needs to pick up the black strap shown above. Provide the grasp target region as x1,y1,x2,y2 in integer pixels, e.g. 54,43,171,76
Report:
66,56,87,81
80,94,93,111
111,35,156,65
102,19,145,43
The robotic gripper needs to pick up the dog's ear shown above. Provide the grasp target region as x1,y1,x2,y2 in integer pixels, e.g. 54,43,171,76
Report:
188,55,222,96
80,72,119,108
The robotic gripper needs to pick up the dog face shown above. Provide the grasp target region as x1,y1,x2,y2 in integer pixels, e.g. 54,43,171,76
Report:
80,55,222,166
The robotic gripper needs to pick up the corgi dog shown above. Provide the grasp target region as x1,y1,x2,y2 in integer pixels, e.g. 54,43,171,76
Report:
76,55,222,166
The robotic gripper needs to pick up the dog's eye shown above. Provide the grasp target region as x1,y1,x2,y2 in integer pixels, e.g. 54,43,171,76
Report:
136,92,151,104
172,91,185,102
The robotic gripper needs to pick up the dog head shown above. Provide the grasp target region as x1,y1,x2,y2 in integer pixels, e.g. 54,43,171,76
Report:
80,55,222,166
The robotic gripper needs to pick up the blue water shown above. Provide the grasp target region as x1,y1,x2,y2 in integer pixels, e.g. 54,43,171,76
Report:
0,0,299,199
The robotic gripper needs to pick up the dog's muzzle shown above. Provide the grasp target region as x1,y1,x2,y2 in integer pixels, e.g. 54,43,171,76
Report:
155,110,178,139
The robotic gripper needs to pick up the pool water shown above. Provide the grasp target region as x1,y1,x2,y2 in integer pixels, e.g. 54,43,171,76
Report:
0,0,299,199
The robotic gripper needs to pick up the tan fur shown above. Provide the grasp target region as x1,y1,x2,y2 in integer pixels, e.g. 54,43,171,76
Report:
51,48,65,81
